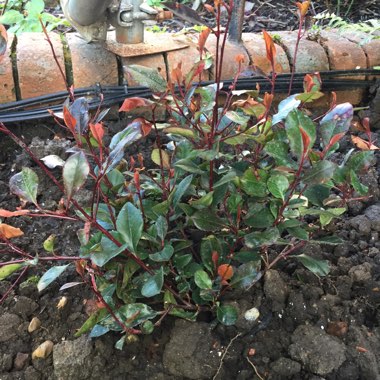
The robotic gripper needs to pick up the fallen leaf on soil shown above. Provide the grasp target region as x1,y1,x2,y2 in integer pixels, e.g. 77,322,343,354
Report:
326,321,348,337
0,209,30,217
28,317,41,333
351,136,379,151
356,346,368,353
32,340,54,359
57,296,68,309
0,224,24,239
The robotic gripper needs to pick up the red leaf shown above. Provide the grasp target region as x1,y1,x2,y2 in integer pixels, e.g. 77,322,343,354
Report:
119,97,151,113
212,251,219,269
262,30,276,67
217,264,234,282
171,62,184,84
0,224,24,239
0,209,30,218
63,106,77,135
296,1,311,18
89,123,104,145
299,127,311,156
134,170,141,191
198,27,211,54
351,135,379,151
263,92,274,111
133,117,152,137
204,4,215,14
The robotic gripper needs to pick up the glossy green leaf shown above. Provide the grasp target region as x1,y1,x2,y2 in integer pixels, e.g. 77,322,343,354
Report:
164,127,196,138
303,160,335,185
350,169,368,196
174,158,205,174
63,151,90,199
37,264,70,292
141,267,164,297
194,269,212,289
190,191,213,208
191,210,225,231
240,169,267,197
200,235,222,271
245,207,275,228
347,151,375,172
295,254,330,276
75,308,108,337
116,202,143,252
285,109,316,160
140,320,154,335
217,305,238,326
245,227,280,248
155,216,168,241
230,261,262,290
118,303,158,326
127,65,167,92
267,174,289,200
172,174,193,207
0,263,22,280
9,167,39,206
149,245,174,262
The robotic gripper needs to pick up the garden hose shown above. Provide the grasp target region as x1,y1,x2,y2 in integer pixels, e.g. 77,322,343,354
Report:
0,69,379,124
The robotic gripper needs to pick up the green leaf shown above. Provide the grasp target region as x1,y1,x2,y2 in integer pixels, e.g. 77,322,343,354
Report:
200,235,222,271
191,210,225,231
127,65,167,92
231,261,262,290
217,305,238,326
9,167,39,206
25,0,44,16
149,245,174,262
267,175,289,200
155,216,168,241
303,160,335,185
213,171,237,188
74,308,108,337
117,303,158,327
224,111,250,126
151,148,170,169
141,267,164,297
115,335,126,350
348,151,375,172
190,191,213,208
91,239,128,267
140,320,154,335
0,10,24,26
172,174,193,207
245,207,275,228
63,151,90,200
37,264,70,292
240,169,267,197
285,109,316,160
174,158,205,174
304,184,331,206
245,227,280,248
264,140,292,167
194,269,212,289
350,170,368,196
320,103,353,148
296,91,324,103
164,127,196,139
272,94,301,125
116,203,143,253
295,254,330,276
0,263,22,280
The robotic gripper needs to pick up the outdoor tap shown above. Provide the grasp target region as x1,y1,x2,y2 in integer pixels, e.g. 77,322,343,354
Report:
111,0,160,44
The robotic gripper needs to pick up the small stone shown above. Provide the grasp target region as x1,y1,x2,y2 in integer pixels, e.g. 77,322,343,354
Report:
348,262,372,283
32,340,54,359
0,353,13,372
28,317,41,333
14,352,30,370
244,307,260,322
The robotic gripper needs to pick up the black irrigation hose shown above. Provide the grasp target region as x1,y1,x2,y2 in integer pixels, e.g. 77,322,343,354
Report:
0,69,379,123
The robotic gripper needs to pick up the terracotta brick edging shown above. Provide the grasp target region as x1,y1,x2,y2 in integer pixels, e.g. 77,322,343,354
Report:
1,30,379,105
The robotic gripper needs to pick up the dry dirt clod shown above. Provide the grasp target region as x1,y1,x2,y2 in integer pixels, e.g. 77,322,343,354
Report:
32,340,54,359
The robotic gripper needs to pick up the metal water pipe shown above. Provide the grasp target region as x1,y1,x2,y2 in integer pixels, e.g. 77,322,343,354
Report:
228,0,246,43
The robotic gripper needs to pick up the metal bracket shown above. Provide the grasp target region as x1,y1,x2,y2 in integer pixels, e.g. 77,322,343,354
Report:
103,31,189,57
